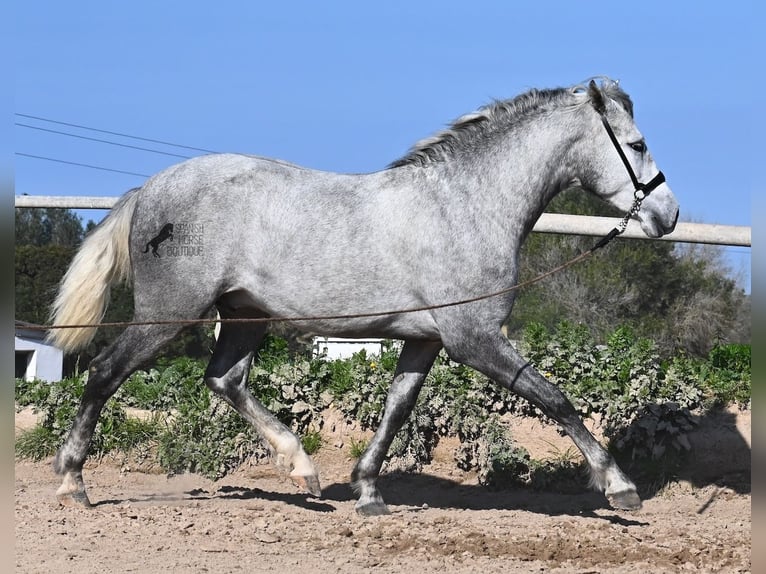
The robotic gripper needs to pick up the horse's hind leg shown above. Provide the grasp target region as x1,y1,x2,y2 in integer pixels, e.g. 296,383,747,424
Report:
203,316,321,496
54,324,184,507
351,340,442,515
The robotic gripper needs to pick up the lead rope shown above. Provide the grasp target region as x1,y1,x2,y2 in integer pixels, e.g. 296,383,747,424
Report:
18,224,626,333
19,112,663,333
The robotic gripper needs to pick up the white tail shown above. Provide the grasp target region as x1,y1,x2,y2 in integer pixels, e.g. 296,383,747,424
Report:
48,189,141,353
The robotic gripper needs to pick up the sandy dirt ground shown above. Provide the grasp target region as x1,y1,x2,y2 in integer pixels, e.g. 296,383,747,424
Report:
15,407,751,573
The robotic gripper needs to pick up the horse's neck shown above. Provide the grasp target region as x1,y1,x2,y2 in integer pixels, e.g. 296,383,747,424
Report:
439,114,581,243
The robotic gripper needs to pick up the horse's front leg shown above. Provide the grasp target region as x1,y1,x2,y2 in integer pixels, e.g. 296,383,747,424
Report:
351,340,442,515
445,329,641,511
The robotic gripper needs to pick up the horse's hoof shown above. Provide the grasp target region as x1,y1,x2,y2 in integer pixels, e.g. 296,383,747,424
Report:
56,490,93,508
290,474,322,497
355,500,391,516
607,489,642,511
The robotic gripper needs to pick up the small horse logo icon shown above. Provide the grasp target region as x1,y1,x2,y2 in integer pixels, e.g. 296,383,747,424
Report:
143,223,174,258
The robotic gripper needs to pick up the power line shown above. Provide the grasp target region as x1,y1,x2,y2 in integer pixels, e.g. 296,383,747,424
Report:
16,123,192,159
15,112,218,154
15,153,150,178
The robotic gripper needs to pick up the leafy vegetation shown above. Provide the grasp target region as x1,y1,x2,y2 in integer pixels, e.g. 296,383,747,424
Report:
510,189,750,357
15,326,750,487
14,373,161,462
348,437,368,459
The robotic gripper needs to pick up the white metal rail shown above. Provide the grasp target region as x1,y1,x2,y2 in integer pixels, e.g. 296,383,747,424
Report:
14,195,751,247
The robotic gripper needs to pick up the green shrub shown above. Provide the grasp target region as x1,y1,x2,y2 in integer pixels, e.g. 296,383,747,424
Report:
710,343,750,372
301,430,323,455
15,329,750,487
153,349,331,480
247,351,336,444
348,437,368,459
15,377,51,408
455,415,532,487
521,322,706,460
699,344,751,407
157,391,267,480
15,425,59,461
120,356,207,411
14,373,160,461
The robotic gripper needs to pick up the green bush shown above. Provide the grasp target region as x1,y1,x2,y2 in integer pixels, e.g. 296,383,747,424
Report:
700,344,751,407
157,393,267,480
520,322,750,463
247,355,333,436
14,374,161,461
143,344,333,480
301,430,323,455
521,322,703,459
348,437,368,459
15,377,52,408
15,425,59,461
455,415,532,487
15,327,750,487
119,356,207,411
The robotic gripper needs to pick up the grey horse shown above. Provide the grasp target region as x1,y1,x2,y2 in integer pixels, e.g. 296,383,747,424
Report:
49,78,679,515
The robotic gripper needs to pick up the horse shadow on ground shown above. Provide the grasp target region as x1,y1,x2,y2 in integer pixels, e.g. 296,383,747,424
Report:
94,472,643,525
165,476,647,526
616,403,751,500
92,405,748,522
95,485,337,513
320,474,649,525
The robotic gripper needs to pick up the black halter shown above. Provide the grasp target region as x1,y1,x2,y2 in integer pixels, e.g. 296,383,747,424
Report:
589,111,667,251
598,112,666,200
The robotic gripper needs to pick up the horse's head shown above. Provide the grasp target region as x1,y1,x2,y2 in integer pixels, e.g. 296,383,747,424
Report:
579,79,679,238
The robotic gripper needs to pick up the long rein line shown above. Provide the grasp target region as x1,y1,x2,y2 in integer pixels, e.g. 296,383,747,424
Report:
21,112,660,333
22,231,618,333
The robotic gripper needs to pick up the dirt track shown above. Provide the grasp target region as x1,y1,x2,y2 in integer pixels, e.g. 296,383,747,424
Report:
15,408,751,573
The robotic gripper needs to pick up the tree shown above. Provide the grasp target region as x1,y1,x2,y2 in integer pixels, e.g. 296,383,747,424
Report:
15,244,77,325
15,208,87,326
508,188,749,357
15,207,86,247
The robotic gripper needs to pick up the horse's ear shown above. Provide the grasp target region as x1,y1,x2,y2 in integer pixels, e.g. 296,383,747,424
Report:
588,80,606,115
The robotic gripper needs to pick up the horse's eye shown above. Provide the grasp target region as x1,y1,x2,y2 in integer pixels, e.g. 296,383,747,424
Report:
629,140,646,154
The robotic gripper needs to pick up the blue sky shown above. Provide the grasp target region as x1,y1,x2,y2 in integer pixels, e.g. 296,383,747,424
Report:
14,1,757,290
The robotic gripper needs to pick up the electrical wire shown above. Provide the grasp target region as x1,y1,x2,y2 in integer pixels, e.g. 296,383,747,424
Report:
16,123,192,159
15,152,150,178
15,113,218,154
15,111,220,177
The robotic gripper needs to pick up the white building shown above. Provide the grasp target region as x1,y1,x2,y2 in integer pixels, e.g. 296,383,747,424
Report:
14,321,63,382
312,337,386,360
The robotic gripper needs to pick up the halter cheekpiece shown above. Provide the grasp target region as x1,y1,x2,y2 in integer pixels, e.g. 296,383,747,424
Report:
585,94,667,251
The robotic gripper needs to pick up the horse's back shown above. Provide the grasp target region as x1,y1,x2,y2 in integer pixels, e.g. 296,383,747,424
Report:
125,153,444,338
